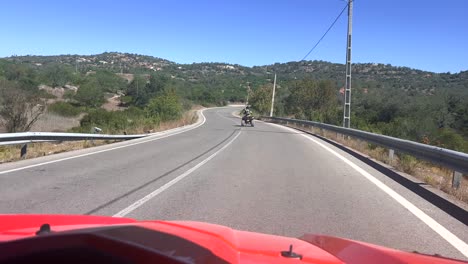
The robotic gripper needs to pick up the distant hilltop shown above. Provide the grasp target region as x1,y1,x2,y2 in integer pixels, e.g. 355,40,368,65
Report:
3,52,467,95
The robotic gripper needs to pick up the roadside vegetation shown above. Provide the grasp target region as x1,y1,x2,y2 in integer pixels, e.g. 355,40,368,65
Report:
246,67,468,203
0,58,216,135
0,110,198,164
249,77,468,153
3,54,466,150
0,54,467,200
1,55,467,151
47,102,83,117
0,57,206,162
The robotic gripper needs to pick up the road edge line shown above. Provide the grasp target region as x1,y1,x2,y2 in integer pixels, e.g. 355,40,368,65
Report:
267,122,468,258
0,109,208,175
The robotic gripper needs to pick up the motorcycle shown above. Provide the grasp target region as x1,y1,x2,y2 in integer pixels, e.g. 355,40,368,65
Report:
241,115,254,127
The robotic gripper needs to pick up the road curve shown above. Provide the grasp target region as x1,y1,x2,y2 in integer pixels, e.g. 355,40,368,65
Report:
0,107,467,260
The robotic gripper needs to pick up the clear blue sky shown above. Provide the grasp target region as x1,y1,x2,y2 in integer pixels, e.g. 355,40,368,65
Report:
1,0,467,73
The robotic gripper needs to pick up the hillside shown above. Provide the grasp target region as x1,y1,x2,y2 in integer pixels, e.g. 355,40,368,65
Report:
6,52,467,97
6,52,173,73
2,51,467,100
1,52,467,152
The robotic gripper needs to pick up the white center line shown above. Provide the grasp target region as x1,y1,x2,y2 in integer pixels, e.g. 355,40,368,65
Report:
113,129,242,217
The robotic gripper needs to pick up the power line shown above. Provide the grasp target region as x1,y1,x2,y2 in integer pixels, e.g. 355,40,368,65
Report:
301,1,350,61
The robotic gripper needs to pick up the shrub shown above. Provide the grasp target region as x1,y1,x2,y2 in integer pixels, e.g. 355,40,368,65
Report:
433,128,467,152
76,107,161,134
48,102,82,117
145,91,182,122
398,154,419,174
74,79,104,107
79,109,126,133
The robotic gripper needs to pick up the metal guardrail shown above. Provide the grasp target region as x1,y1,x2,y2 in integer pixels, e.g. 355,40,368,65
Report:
0,131,147,146
0,139,59,146
0,110,203,155
0,131,150,159
261,116,468,186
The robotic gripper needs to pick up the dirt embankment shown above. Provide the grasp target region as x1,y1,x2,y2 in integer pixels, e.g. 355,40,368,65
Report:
101,94,126,111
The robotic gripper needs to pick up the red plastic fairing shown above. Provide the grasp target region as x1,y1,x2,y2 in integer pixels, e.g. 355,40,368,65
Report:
0,215,344,264
301,234,468,264
0,214,135,230
147,221,344,264
0,214,135,241
0,215,466,264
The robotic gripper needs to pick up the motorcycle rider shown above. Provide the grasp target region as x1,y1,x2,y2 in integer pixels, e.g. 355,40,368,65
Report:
240,105,254,126
241,105,252,120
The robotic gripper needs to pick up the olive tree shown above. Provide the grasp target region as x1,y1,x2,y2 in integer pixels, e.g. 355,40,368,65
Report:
0,82,45,132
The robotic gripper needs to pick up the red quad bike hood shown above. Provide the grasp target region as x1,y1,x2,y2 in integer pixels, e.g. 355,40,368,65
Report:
0,214,466,264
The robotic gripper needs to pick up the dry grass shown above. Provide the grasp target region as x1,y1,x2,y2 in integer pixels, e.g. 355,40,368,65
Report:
413,164,468,203
0,140,108,163
0,109,200,164
125,110,198,135
30,113,84,132
159,111,198,131
287,122,468,204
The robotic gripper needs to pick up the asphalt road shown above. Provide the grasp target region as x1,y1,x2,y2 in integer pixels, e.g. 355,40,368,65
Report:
0,107,467,260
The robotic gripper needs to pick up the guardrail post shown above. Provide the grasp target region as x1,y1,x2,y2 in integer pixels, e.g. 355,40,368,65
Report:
452,171,462,189
388,149,395,164
20,144,27,159
90,127,102,146
336,132,342,141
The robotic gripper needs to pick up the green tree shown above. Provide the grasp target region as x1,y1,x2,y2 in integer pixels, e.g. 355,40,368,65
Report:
74,79,104,107
434,128,467,152
145,90,182,122
285,79,338,123
2,63,39,91
126,75,149,107
190,84,206,102
47,102,82,117
41,64,73,87
249,84,272,115
146,73,169,95
94,70,127,93
0,82,45,132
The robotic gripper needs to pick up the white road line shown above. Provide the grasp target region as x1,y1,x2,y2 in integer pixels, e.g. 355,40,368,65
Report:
268,122,468,257
113,129,242,217
0,110,207,175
